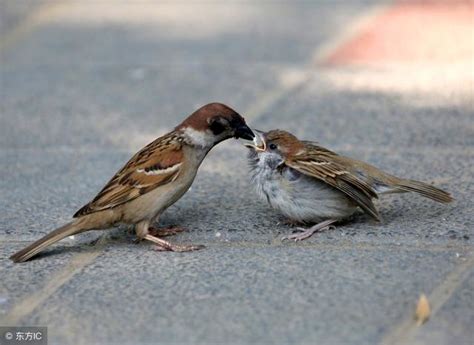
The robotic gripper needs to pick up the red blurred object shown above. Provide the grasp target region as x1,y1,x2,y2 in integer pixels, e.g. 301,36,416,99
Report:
326,0,474,65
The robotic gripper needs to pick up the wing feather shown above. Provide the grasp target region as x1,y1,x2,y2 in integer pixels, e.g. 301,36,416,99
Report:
286,144,381,220
74,134,183,217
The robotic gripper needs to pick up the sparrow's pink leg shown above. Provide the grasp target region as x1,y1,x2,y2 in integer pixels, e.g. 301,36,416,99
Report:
135,220,204,252
281,219,338,242
133,227,184,243
148,226,185,237
144,234,205,252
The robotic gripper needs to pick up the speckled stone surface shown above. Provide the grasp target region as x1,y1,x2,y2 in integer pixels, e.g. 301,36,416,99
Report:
16,247,466,345
1,1,472,345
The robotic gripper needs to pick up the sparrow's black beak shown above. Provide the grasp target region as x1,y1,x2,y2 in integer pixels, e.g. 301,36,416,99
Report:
234,124,255,140
240,128,266,151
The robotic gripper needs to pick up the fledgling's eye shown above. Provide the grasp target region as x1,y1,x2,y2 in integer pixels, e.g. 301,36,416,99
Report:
269,143,277,150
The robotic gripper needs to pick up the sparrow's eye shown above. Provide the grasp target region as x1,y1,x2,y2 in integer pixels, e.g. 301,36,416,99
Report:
269,143,277,150
209,120,226,135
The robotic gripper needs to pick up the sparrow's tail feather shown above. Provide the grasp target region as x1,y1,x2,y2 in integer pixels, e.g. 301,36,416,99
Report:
10,220,88,263
393,179,453,203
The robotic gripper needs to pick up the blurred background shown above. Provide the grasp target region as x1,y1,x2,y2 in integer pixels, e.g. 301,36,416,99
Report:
1,1,473,344
1,1,472,150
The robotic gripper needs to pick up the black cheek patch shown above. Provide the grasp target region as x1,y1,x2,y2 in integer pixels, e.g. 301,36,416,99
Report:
210,121,226,135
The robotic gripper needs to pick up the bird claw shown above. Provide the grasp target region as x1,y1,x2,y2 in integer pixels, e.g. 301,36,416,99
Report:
281,220,338,242
144,234,204,253
281,230,315,242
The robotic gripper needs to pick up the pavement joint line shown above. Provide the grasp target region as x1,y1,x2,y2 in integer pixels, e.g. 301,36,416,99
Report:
380,252,474,345
208,241,474,254
0,234,108,326
242,1,392,123
2,239,472,253
0,1,69,52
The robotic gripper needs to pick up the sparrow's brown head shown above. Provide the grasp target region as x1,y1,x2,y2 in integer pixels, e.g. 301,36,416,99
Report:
247,129,305,158
177,103,254,147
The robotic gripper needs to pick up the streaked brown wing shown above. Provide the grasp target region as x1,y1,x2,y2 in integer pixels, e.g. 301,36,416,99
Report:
74,134,183,217
286,144,381,220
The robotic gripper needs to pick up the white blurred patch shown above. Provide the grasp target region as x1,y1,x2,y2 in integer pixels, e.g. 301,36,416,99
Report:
46,2,257,39
318,63,473,108
129,68,146,81
277,67,308,89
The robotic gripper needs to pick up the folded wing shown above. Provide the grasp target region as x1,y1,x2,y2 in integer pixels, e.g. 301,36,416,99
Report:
74,134,183,217
286,143,381,220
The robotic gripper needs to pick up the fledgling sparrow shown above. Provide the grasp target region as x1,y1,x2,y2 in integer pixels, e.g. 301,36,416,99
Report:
10,103,254,262
245,130,453,241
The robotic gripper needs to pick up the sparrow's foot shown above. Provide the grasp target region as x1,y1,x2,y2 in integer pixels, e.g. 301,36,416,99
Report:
148,226,185,237
281,219,338,242
144,234,204,252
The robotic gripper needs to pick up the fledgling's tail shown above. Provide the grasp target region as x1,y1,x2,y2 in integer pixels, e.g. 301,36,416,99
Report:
10,220,87,263
394,179,453,203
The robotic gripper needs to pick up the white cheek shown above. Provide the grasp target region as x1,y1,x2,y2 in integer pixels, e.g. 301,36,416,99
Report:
183,127,215,147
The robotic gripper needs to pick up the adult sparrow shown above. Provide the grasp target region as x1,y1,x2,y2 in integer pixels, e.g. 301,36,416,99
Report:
10,103,254,262
245,130,453,241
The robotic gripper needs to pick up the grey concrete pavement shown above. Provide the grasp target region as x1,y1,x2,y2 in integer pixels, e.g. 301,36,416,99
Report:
1,1,473,344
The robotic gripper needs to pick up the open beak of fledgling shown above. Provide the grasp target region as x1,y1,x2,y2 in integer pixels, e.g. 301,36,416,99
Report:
241,129,266,152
